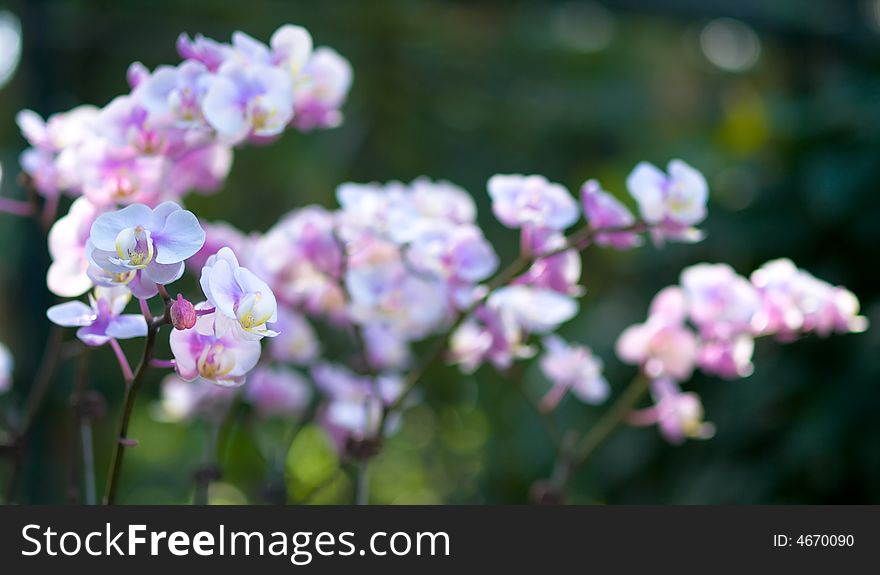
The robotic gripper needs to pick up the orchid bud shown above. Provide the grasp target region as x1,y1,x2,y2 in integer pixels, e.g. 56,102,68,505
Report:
169,294,197,330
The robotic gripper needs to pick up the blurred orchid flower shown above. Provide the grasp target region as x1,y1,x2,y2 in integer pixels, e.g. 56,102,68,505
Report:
47,286,147,346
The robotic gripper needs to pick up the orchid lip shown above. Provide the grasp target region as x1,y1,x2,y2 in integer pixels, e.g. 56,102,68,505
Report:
197,343,235,379
234,292,273,329
114,225,154,268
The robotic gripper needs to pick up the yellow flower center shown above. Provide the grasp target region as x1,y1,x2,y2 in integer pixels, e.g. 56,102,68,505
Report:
197,343,235,379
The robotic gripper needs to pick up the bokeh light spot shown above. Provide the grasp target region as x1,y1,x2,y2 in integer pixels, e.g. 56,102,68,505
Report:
0,11,22,89
700,18,761,72
551,1,616,54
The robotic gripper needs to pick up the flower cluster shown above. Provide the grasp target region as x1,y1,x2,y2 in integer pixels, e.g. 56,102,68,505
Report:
46,199,279,390
167,244,281,386
248,178,500,371
163,161,710,447
13,24,725,456
25,25,351,299
619,259,868,443
4,21,870,507
161,178,495,444
450,161,708,383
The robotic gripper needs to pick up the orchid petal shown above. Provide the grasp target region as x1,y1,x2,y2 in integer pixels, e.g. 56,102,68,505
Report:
143,260,185,285
89,204,153,251
202,76,247,141
154,208,205,263
106,315,149,340
47,301,95,327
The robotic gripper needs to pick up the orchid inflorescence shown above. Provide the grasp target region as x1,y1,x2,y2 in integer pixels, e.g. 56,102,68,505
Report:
0,23,868,504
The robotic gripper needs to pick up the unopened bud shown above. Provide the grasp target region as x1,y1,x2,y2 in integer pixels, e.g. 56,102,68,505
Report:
169,294,197,330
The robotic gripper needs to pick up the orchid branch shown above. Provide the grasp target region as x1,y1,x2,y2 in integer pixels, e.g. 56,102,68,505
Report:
3,325,65,503
0,197,35,217
103,297,170,505
68,348,100,505
536,373,651,502
109,339,134,383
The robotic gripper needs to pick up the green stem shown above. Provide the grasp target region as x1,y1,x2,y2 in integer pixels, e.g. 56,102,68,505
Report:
21,326,65,430
68,348,93,504
553,374,651,493
3,326,65,504
81,420,97,505
103,306,168,505
354,459,370,505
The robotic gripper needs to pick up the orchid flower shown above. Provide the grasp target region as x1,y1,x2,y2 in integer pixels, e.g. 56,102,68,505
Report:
87,201,206,298
169,305,262,387
243,366,312,418
156,374,237,423
616,287,699,381
202,62,294,143
539,335,610,409
46,196,103,297
627,378,716,444
292,47,352,131
581,179,642,249
626,159,708,243
311,362,405,445
135,60,210,127
46,286,147,346
487,174,579,231
200,247,279,340
267,307,320,365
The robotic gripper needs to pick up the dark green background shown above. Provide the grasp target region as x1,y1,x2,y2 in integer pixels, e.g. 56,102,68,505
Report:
0,0,877,504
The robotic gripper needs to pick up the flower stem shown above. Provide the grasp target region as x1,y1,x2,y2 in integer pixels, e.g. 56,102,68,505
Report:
81,420,97,505
574,374,651,467
138,298,153,322
21,326,65,430
354,459,370,505
78,392,100,507
3,326,66,503
103,306,168,505
109,339,134,383
68,348,94,504
0,197,35,217
551,374,651,494
40,193,59,231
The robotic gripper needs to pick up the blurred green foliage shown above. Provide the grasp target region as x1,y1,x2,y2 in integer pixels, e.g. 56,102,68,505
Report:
0,0,878,504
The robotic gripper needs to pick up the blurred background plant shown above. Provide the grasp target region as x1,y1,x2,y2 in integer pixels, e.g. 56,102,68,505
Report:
0,0,878,504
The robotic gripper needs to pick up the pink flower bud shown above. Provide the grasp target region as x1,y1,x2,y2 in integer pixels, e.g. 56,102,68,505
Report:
169,294,197,331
